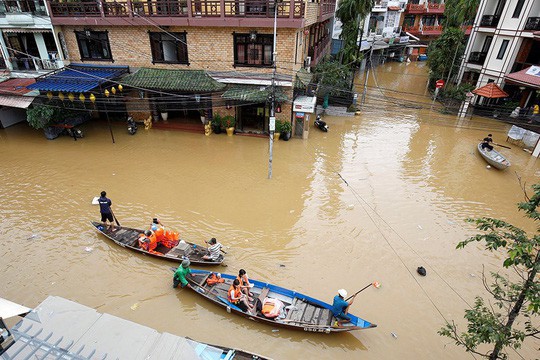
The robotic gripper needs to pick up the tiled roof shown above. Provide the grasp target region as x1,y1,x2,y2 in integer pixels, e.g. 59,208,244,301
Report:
27,64,129,93
505,66,540,90
472,83,509,98
221,85,287,102
122,68,225,92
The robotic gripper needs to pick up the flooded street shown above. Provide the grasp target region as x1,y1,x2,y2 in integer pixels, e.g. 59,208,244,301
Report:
1,62,539,359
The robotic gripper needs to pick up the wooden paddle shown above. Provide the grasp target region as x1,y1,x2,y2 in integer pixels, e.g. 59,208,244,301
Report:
345,281,380,301
110,208,121,226
478,140,511,149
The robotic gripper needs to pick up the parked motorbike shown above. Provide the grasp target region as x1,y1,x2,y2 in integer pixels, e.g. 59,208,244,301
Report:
127,116,138,135
314,115,328,132
65,126,83,140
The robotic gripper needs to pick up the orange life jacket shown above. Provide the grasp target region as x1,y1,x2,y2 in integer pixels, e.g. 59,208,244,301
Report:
228,285,242,303
261,297,284,318
207,273,225,286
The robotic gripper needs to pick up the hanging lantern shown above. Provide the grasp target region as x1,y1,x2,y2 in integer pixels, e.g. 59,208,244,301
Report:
276,103,282,113
104,89,110,97
111,86,116,95
46,91,53,100
118,84,123,92
79,93,86,102
68,93,75,102
58,92,65,101
89,93,96,103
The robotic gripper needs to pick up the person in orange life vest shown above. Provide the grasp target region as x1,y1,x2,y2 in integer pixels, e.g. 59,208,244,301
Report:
228,279,254,313
150,218,179,248
236,269,253,299
138,230,162,255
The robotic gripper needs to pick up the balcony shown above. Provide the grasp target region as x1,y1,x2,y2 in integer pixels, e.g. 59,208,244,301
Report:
48,0,309,26
403,25,420,34
524,17,540,31
9,57,60,71
421,25,443,35
405,3,425,13
479,14,499,27
307,35,330,67
468,51,487,65
426,2,444,13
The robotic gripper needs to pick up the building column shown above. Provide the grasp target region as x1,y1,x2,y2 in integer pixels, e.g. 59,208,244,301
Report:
34,33,49,60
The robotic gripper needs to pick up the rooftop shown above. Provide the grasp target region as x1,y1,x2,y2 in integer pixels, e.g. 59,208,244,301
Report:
122,68,226,92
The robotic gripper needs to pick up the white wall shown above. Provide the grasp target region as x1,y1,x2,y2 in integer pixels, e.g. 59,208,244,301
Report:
0,107,27,128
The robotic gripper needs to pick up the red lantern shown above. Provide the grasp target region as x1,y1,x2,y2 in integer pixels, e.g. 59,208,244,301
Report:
276,103,282,113
304,29,309,35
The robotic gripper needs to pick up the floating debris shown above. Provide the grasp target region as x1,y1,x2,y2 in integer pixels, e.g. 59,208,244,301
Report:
271,329,279,333
347,204,354,210
469,273,476,277
279,264,285,267
391,332,398,339
130,303,139,311
84,247,93,252
417,225,423,230
27,234,40,240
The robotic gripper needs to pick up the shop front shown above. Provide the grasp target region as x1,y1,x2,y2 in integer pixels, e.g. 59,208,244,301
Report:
292,95,317,139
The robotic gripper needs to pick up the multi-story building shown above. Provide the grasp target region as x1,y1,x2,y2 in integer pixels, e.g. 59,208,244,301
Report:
0,0,65,76
400,0,471,41
364,0,407,40
38,0,335,135
458,0,539,108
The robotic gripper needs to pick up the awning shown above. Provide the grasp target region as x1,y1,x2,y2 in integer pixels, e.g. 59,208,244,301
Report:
221,85,287,103
3,28,51,33
122,68,225,92
0,94,35,108
295,68,313,88
28,63,129,93
372,40,390,50
504,66,540,90
472,83,509,98
388,6,401,10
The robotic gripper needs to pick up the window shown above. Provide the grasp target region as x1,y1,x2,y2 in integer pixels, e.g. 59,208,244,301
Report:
75,31,112,61
149,32,188,64
496,39,509,59
512,0,525,18
422,15,436,26
234,34,273,67
481,36,492,53
403,15,415,27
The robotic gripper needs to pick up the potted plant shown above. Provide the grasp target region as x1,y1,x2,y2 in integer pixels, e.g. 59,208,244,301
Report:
157,103,168,121
212,113,222,134
281,121,292,141
274,120,282,141
223,115,236,136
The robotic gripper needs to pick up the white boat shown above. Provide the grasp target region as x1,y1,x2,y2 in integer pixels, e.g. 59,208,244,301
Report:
477,143,511,170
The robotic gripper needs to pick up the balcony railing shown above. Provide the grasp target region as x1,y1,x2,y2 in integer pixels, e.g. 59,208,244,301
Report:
9,57,60,71
320,0,334,17
468,51,487,65
427,2,444,13
406,3,425,13
524,17,540,31
480,15,499,27
307,35,330,66
422,25,443,34
0,0,47,15
49,0,305,18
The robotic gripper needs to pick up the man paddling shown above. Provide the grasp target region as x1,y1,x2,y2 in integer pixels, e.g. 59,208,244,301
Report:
481,134,494,151
98,191,114,228
332,289,356,325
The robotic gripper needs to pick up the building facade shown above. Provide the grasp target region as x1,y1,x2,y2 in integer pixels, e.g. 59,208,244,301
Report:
44,0,335,135
457,0,539,107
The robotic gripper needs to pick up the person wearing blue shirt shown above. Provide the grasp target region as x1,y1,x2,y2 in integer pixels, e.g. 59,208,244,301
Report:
98,191,114,228
332,289,356,324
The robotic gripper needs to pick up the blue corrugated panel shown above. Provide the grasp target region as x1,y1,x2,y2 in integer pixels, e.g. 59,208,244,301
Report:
27,63,129,92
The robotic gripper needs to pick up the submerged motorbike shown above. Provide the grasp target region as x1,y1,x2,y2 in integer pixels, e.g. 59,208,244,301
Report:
127,116,138,135
65,126,83,140
314,115,328,132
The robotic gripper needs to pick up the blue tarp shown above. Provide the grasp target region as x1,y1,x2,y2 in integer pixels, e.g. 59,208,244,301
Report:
28,63,129,93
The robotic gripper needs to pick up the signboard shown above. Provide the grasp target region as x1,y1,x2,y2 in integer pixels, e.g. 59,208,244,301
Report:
269,116,275,132
295,112,305,118
435,79,445,88
399,36,410,44
293,96,317,113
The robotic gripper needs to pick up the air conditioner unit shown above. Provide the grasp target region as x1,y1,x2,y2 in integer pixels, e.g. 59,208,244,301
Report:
304,56,311,68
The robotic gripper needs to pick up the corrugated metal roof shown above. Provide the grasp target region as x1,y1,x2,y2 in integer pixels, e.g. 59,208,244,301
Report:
505,66,540,90
122,68,225,92
0,78,36,95
27,64,129,93
472,83,509,98
0,94,35,108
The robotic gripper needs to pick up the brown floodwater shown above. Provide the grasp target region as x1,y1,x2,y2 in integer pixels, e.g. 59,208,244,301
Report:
1,62,539,359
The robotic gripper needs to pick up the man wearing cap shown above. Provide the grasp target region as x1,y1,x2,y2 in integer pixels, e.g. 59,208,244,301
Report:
173,259,194,288
332,289,356,324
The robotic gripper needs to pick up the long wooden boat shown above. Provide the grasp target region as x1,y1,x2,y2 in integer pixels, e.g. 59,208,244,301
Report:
477,142,511,170
91,221,223,266
184,269,377,333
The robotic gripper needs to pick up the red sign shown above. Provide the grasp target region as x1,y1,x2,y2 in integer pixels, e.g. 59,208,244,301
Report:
435,79,445,88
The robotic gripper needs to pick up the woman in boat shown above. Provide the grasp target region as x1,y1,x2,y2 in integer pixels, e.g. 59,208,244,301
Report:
236,269,253,298
228,279,254,313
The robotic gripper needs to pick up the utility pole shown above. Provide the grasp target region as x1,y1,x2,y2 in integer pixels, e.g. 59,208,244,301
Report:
361,45,373,106
268,0,278,179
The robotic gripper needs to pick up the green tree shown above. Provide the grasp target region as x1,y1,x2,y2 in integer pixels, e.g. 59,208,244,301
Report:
444,0,480,27
426,28,465,87
26,104,56,129
335,0,374,67
439,183,540,360
313,58,353,98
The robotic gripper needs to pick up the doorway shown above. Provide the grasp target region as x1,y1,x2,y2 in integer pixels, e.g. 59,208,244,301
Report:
238,103,267,133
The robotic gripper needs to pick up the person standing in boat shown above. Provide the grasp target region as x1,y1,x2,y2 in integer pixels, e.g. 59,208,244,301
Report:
173,259,195,288
332,289,356,325
98,191,114,228
202,238,222,261
481,134,494,151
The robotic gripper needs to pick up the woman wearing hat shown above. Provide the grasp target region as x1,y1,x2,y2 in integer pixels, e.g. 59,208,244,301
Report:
331,289,356,325
173,259,194,288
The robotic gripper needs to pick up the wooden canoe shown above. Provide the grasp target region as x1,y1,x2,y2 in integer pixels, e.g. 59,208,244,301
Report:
91,221,223,266
477,143,511,170
183,269,377,333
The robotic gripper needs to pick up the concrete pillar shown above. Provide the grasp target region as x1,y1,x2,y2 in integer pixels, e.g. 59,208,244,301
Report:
34,32,48,60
